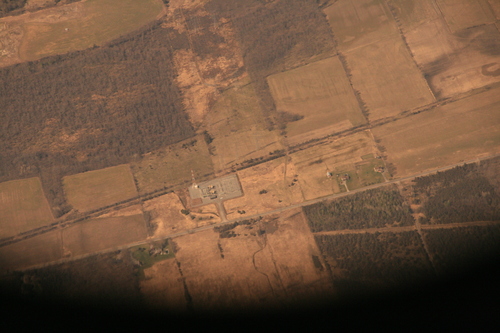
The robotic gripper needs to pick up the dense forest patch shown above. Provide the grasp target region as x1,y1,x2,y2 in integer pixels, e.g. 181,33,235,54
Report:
316,231,434,296
412,160,500,224
304,185,415,232
0,21,194,216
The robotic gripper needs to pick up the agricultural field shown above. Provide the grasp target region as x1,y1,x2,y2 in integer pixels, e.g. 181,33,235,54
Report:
202,78,283,173
489,0,500,19
142,192,220,240
169,210,334,313
315,231,435,297
63,164,138,212
0,177,54,239
62,214,147,257
304,184,415,232
0,230,62,271
267,56,366,141
343,36,435,121
131,136,214,195
436,0,496,32
290,131,385,200
391,0,500,98
423,225,500,275
324,0,399,52
372,87,500,177
139,258,187,312
0,0,164,64
324,0,435,121
223,157,303,220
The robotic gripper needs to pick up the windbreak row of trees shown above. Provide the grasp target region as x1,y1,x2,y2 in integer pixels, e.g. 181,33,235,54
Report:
0,20,195,216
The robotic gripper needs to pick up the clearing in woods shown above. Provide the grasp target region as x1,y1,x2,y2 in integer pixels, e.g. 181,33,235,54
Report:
0,230,62,271
0,177,54,239
16,0,164,62
223,157,303,220
62,214,148,257
436,0,496,32
391,0,500,98
267,56,366,141
324,0,435,121
291,131,385,200
131,135,214,195
203,77,283,173
372,87,500,177
63,164,138,212
170,210,333,313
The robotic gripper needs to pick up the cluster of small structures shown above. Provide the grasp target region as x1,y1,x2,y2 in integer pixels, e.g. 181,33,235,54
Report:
188,174,243,207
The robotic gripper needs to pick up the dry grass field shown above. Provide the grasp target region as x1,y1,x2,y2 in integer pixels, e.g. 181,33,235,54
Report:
392,0,500,98
291,131,384,200
436,0,496,32
203,78,283,173
324,0,399,52
0,177,54,239
62,214,147,257
142,192,220,240
131,135,214,194
140,258,188,312
170,209,334,313
223,157,303,220
372,87,500,177
0,230,62,271
325,0,435,121
267,56,366,140
63,164,138,212
14,0,164,62
345,36,435,121
489,0,500,19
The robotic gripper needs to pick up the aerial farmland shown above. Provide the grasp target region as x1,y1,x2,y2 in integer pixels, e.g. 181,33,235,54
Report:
0,0,499,327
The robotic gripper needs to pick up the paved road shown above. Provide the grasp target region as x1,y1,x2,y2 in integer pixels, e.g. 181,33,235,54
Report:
13,153,500,272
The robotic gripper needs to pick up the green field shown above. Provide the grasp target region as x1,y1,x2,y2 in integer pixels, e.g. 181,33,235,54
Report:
131,135,215,194
130,240,174,279
267,56,366,139
63,164,138,212
0,177,54,239
20,0,164,61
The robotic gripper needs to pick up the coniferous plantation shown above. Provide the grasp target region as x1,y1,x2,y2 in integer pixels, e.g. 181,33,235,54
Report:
315,231,435,296
304,185,415,231
412,159,500,224
0,21,194,216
